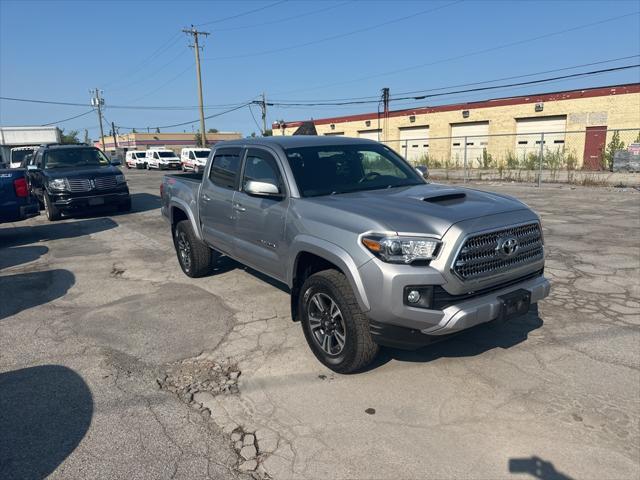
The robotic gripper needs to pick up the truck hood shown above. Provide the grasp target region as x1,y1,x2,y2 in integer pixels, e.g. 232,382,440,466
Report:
44,165,121,179
301,183,530,237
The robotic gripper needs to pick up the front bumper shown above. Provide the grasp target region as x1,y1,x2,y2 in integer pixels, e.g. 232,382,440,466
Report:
359,258,550,349
159,161,181,169
51,191,130,210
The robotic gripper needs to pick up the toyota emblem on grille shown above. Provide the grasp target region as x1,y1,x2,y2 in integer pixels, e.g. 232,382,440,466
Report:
496,236,519,257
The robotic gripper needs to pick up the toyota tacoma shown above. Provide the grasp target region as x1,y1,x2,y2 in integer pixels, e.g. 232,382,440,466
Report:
161,137,549,373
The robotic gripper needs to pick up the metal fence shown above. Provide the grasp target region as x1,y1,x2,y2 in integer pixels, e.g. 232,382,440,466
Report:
380,127,640,186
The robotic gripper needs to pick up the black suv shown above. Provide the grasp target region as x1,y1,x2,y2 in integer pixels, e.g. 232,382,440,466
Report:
25,144,132,221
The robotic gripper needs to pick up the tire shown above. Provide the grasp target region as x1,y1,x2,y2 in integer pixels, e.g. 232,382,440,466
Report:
44,193,61,221
146,162,150,170
173,220,213,278
299,270,379,373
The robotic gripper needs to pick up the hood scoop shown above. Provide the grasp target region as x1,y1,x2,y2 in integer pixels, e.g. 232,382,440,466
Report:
421,192,467,205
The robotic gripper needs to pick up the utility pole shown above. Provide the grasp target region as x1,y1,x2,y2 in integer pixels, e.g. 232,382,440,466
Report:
111,122,118,149
381,87,390,143
183,25,210,147
260,92,267,135
90,88,105,150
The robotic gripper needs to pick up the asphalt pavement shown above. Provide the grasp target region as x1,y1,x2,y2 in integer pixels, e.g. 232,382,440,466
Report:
1,168,638,480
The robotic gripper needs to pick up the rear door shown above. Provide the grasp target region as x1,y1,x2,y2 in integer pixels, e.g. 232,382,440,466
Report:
232,147,289,281
198,147,243,255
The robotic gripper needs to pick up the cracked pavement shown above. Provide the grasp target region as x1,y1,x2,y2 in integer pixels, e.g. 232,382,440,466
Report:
1,170,638,480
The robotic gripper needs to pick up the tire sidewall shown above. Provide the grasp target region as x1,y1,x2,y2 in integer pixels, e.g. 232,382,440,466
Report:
174,223,194,275
44,194,58,221
299,275,359,370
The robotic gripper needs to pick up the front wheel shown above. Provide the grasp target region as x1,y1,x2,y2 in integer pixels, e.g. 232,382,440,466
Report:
173,220,213,278
44,193,61,221
299,270,379,373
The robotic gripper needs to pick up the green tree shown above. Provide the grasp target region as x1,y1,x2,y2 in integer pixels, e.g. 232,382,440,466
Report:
132,128,137,133
207,128,219,133
263,129,273,137
60,128,80,144
194,132,203,146
602,130,625,171
155,127,160,133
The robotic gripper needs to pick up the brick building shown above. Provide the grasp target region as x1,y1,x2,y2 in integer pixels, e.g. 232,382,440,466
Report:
273,84,640,170
95,131,242,155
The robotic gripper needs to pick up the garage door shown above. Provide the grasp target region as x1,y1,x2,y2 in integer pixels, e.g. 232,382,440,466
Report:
399,126,429,163
515,116,566,160
450,122,489,167
358,129,381,141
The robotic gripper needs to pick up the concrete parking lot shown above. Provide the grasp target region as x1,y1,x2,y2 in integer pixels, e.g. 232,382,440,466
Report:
1,169,638,480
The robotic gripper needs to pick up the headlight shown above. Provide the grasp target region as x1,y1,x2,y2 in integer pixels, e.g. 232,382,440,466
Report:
48,178,67,191
115,174,126,184
361,235,441,264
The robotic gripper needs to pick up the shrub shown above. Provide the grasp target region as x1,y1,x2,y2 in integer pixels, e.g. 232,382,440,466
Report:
602,130,625,171
481,148,494,169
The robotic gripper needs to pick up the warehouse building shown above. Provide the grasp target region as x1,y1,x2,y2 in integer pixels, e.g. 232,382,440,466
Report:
273,83,640,170
95,131,242,155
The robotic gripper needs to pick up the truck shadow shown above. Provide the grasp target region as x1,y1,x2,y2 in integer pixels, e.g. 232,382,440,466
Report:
0,269,75,320
0,245,48,270
0,365,93,480
508,456,574,480
0,218,117,248
127,192,161,214
367,305,543,370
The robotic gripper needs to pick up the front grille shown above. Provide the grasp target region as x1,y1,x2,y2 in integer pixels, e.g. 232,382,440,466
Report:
94,176,117,190
65,178,92,192
452,223,543,280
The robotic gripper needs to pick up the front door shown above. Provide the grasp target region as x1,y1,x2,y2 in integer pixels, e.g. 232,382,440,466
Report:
583,126,607,170
233,148,289,282
198,147,243,256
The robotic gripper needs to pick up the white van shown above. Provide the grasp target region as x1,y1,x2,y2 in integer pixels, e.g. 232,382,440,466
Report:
145,148,181,170
9,146,38,168
125,150,147,169
180,147,210,173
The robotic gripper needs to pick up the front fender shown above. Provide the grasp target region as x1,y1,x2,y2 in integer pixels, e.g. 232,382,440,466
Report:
289,235,370,312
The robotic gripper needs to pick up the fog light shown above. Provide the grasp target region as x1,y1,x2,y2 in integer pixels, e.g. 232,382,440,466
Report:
407,290,421,304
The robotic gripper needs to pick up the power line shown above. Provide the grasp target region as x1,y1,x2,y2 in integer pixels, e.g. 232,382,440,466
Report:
247,103,263,133
116,102,252,131
270,55,640,102
196,0,288,27
270,10,640,96
214,1,351,32
265,64,640,106
42,109,95,126
203,0,463,61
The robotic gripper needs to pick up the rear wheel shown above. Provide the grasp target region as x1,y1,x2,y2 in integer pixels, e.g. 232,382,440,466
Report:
299,270,379,373
173,220,213,278
44,193,61,221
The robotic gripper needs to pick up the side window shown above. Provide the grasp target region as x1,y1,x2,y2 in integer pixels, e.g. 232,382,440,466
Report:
209,149,241,189
35,151,43,168
242,150,282,192
154,152,159,159
189,152,195,160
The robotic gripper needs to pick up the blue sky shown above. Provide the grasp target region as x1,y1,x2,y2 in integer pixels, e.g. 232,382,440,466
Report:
1,0,639,138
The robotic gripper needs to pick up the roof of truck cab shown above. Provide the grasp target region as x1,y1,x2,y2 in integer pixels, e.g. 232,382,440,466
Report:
215,136,378,149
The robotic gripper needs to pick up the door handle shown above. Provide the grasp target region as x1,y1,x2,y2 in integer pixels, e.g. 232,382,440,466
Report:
202,194,211,202
233,203,246,212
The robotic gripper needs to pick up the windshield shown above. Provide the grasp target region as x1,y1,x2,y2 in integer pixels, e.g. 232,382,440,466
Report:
44,148,111,169
11,148,36,165
134,152,145,158
194,150,210,158
284,144,423,197
157,151,177,158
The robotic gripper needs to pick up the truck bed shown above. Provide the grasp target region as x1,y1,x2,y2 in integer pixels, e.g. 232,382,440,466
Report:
165,172,203,183
0,168,40,223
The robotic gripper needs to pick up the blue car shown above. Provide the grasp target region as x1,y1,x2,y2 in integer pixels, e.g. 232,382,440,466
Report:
0,168,40,224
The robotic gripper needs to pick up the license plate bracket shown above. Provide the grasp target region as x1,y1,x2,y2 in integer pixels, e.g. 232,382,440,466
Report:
497,289,531,322
88,197,105,206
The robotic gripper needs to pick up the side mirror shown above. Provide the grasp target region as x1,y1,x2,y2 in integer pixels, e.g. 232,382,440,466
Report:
415,166,429,178
244,180,281,197
27,165,38,171
111,160,122,166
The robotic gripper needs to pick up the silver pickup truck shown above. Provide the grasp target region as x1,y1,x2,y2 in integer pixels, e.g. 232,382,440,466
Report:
161,137,550,373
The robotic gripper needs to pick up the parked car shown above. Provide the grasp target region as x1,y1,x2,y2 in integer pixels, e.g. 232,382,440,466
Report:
25,144,131,221
180,147,210,173
125,150,147,169
161,137,549,373
0,168,40,224
145,148,181,170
